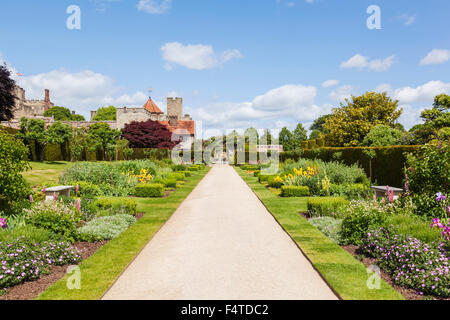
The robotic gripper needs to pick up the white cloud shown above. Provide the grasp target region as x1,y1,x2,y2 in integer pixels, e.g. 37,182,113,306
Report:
322,80,340,88
394,80,450,104
420,49,450,65
368,55,395,72
374,83,393,94
398,104,423,130
161,42,243,70
329,85,355,102
137,0,171,14
186,84,330,132
397,13,417,26
341,54,395,72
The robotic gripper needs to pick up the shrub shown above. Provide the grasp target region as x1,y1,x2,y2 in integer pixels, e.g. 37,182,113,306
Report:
163,179,177,188
165,172,185,181
179,171,191,177
328,183,369,199
309,217,343,244
24,201,78,243
241,165,259,171
135,183,164,198
0,129,31,216
362,228,449,297
339,200,387,245
92,197,137,216
307,197,349,217
0,225,64,243
258,174,274,184
0,238,81,289
188,165,201,172
78,214,136,242
280,186,310,197
382,214,443,244
267,176,283,188
253,170,261,177
71,181,100,199
172,164,188,172
116,160,160,176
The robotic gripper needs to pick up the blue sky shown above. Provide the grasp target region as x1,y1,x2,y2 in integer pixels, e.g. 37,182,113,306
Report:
1,0,449,137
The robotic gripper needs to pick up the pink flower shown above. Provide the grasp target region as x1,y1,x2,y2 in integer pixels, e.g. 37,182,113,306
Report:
75,184,79,194
29,194,34,203
76,199,81,212
42,185,46,193
53,192,58,201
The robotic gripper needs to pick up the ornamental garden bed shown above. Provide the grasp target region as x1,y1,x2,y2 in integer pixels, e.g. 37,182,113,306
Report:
238,141,449,300
0,159,207,299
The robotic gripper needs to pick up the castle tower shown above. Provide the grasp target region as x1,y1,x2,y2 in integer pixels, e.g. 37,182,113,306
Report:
167,97,182,120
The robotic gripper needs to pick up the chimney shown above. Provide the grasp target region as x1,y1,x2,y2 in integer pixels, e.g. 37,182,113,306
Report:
44,89,51,110
72,111,75,115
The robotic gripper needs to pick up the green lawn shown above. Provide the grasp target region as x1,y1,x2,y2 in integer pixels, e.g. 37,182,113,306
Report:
37,167,210,300
236,168,404,300
22,161,71,187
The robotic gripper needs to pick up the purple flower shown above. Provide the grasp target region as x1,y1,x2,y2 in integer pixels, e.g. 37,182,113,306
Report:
436,192,446,202
0,218,7,229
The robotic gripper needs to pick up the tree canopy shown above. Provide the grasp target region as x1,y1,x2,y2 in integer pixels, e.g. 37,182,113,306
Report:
323,92,403,147
43,106,85,121
93,106,117,121
87,123,121,160
122,120,180,149
279,127,293,151
362,124,403,147
0,64,16,121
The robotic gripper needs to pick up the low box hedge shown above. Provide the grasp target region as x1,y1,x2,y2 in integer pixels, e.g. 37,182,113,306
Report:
306,197,349,217
179,171,192,177
164,179,177,188
267,176,283,188
135,183,164,198
280,186,310,197
258,174,274,184
253,170,261,177
165,172,186,181
93,197,137,216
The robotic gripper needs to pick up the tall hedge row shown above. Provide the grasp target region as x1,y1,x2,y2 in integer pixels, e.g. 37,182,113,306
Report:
280,146,421,187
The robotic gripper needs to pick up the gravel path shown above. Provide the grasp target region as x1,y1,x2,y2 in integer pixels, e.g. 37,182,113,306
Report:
102,165,337,300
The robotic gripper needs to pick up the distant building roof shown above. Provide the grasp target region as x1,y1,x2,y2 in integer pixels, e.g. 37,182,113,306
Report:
143,98,164,114
160,120,195,136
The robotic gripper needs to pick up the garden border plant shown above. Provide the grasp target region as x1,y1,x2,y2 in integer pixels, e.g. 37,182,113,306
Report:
236,167,403,300
36,166,210,300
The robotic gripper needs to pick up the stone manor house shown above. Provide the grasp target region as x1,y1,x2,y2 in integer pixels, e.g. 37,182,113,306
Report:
1,86,195,150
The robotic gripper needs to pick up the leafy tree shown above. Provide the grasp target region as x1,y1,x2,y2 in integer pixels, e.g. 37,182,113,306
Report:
18,118,47,161
47,121,72,160
362,125,403,147
309,129,323,140
69,127,87,161
44,106,85,121
260,129,273,144
93,106,117,121
87,123,121,160
323,92,403,147
0,128,31,215
292,123,308,149
279,127,293,151
71,114,86,121
309,114,332,132
409,94,450,144
0,64,16,121
122,120,179,149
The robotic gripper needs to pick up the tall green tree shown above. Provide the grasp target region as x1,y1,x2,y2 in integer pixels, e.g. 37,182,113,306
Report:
47,121,72,160
87,123,121,160
362,125,403,147
18,118,47,161
44,106,85,121
292,123,308,149
69,127,87,161
309,114,332,132
279,127,293,151
93,106,117,121
323,92,403,147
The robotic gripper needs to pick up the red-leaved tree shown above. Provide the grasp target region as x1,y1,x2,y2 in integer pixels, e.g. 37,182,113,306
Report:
122,120,180,149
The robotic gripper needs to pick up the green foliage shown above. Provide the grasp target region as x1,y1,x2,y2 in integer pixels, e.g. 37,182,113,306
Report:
24,201,79,243
292,123,308,149
324,92,403,147
309,217,343,244
86,123,121,160
0,129,31,215
279,127,294,151
172,164,188,171
280,185,310,197
280,145,420,187
0,225,64,243
72,181,100,199
162,179,177,188
382,214,443,244
165,172,185,181
306,197,349,217
135,183,164,198
44,106,85,121
328,183,369,199
339,200,387,245
92,106,117,121
92,197,137,217
179,171,191,177
362,125,403,147
78,214,135,242
267,176,283,188
406,141,449,218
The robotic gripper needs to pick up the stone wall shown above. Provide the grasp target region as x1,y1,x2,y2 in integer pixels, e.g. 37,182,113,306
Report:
116,107,167,129
167,97,183,119
1,120,117,130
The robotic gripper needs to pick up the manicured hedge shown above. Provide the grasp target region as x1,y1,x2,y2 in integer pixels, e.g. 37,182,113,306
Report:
134,183,164,198
92,197,137,216
166,172,185,181
280,146,421,187
267,176,283,188
179,171,191,177
280,186,310,197
306,197,349,217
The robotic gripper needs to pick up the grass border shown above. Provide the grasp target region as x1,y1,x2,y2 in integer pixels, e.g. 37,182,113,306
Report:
36,167,210,300
236,167,404,300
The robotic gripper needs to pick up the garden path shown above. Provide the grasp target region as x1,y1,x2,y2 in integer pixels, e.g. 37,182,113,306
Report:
102,165,337,300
